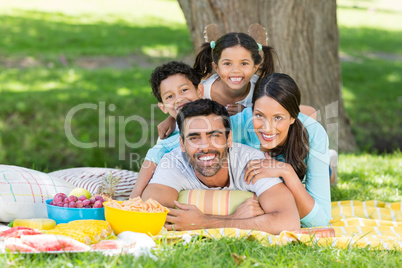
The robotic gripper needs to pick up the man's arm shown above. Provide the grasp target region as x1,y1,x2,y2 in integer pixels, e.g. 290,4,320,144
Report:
165,183,300,235
141,183,179,208
129,160,157,198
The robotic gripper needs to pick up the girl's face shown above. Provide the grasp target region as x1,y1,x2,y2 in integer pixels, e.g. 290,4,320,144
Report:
213,45,259,93
253,96,295,151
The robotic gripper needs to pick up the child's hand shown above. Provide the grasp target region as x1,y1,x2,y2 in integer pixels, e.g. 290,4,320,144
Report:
158,116,176,139
226,103,246,116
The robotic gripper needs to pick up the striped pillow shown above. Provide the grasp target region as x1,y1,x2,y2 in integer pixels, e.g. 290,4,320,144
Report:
48,167,138,200
0,165,74,222
177,190,255,215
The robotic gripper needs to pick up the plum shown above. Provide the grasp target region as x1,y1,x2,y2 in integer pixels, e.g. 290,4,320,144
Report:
76,201,84,208
78,195,88,201
93,200,103,208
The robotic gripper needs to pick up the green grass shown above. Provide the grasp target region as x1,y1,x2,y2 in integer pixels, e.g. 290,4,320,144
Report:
0,238,401,267
0,1,401,264
332,151,402,202
0,0,401,170
2,237,402,267
337,1,402,152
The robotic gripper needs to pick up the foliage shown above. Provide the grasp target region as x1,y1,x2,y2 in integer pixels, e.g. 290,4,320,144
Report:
0,0,401,265
337,1,402,152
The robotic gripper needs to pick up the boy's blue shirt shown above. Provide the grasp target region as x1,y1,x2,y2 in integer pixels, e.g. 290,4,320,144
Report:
145,108,331,227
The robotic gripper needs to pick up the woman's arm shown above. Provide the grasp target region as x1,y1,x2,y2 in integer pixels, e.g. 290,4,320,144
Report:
244,119,331,227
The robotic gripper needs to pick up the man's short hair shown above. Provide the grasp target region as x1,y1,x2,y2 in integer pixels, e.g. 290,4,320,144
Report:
177,99,231,139
149,61,201,102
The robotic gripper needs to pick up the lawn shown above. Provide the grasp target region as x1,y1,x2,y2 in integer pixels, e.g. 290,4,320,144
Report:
0,0,401,266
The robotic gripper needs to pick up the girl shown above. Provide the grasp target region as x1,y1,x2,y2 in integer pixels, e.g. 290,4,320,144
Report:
231,73,331,227
193,32,275,115
158,32,317,138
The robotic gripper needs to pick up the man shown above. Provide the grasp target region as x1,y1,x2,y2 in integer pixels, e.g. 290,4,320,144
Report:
142,99,299,235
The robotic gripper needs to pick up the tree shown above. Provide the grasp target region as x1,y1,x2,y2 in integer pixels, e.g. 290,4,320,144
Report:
177,0,356,152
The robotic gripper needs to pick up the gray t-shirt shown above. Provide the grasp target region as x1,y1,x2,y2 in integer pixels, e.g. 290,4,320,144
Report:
149,142,282,197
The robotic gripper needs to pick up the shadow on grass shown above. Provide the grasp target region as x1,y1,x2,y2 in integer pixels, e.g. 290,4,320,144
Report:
0,10,192,59
341,59,402,153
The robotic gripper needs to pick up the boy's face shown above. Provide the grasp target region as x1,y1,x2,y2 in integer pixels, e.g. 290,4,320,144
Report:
158,74,204,118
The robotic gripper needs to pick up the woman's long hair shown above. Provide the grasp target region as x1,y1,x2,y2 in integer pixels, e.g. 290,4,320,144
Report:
252,73,309,181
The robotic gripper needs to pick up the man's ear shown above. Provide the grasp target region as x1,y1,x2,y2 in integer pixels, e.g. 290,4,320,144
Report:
197,84,204,99
158,102,168,114
179,136,185,152
227,130,233,148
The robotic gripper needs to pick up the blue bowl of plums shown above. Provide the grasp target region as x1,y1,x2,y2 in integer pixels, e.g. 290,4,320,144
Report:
46,188,106,224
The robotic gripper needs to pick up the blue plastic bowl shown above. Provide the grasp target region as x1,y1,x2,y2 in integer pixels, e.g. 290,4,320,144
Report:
46,199,105,224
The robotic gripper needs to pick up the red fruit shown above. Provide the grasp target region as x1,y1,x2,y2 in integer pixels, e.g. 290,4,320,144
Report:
54,193,67,200
82,199,90,206
57,201,64,207
78,195,87,201
68,201,76,208
76,201,84,208
1,227,42,238
89,198,96,204
68,195,77,202
21,234,91,252
84,205,92,208
93,200,103,208
63,203,69,208
94,195,104,202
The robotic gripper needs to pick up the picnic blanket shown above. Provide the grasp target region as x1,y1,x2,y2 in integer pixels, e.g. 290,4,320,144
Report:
155,200,402,251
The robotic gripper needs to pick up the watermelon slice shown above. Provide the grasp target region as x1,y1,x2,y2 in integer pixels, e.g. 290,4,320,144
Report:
5,238,38,253
0,227,43,239
91,240,124,250
20,235,91,252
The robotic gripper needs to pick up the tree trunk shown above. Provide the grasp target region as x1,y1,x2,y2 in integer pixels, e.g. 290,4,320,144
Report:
178,0,356,152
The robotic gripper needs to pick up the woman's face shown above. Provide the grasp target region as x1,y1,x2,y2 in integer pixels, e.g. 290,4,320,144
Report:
253,96,295,151
213,45,259,93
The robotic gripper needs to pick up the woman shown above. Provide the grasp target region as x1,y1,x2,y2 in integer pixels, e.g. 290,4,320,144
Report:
231,73,331,227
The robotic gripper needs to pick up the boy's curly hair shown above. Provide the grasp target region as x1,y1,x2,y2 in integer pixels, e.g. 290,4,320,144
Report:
149,61,201,103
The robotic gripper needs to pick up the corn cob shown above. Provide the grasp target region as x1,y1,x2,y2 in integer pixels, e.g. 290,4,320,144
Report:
46,229,91,244
45,220,112,245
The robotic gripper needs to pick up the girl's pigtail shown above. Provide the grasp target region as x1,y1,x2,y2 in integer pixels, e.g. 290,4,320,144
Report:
193,43,214,79
257,45,277,81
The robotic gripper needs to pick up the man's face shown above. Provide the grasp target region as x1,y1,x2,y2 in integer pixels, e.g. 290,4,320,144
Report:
180,114,232,178
158,74,204,119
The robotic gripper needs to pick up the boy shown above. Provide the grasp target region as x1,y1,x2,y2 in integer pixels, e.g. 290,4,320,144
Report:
129,61,325,198
130,61,204,197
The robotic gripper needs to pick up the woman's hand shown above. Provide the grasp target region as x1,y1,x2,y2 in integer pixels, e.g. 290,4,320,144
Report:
244,153,292,184
226,103,246,116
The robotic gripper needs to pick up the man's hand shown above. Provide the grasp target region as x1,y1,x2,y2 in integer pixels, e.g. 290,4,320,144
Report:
231,197,264,218
164,201,208,231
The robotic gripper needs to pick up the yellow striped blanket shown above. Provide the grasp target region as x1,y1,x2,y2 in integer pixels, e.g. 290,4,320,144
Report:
155,200,402,251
